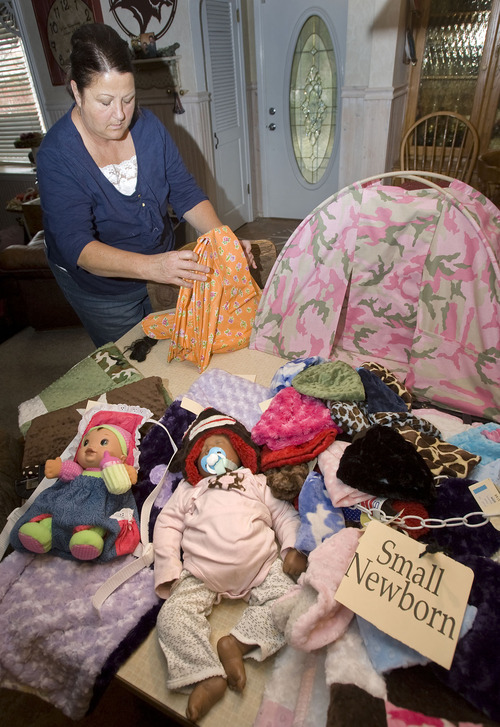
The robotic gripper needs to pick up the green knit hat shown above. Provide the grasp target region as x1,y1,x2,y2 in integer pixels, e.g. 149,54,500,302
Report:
292,360,365,401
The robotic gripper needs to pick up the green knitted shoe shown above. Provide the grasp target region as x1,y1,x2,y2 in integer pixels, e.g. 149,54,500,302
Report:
69,526,106,561
18,517,53,554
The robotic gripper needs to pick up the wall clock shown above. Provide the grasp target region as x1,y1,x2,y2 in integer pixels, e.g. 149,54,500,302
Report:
32,0,104,86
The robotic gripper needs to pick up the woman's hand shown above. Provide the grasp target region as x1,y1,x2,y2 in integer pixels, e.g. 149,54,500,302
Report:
183,200,256,268
147,248,211,288
240,238,257,269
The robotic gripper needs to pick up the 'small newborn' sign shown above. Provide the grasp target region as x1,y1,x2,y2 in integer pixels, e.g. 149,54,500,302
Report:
335,520,474,669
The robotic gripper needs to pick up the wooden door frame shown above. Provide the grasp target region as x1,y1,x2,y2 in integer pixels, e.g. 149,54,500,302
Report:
402,0,431,133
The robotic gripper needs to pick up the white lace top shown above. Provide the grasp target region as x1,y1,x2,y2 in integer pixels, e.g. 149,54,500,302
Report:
100,155,138,196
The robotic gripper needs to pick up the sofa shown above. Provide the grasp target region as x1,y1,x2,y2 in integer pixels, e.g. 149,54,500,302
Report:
0,231,81,332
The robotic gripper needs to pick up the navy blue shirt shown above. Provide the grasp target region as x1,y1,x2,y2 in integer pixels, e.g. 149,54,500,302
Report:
37,106,208,294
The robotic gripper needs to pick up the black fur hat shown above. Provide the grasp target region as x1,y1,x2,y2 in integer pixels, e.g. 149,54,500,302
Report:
337,424,436,505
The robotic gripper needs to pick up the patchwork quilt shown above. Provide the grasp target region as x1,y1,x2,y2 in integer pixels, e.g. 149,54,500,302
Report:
18,343,143,435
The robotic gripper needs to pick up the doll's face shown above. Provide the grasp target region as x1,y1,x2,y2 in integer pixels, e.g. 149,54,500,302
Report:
76,427,126,469
197,434,241,475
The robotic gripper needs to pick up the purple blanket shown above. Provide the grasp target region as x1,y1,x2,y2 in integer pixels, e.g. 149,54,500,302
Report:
0,550,159,719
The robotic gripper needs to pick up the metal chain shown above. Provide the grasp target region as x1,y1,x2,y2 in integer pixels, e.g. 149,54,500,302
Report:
357,505,500,531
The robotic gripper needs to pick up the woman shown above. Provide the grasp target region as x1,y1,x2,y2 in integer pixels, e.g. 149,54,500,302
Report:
37,23,253,347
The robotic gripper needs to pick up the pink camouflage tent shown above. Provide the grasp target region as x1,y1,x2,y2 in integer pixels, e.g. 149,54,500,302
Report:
250,172,500,422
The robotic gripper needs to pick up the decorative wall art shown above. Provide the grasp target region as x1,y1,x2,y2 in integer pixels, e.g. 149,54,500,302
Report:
109,0,178,41
32,0,104,86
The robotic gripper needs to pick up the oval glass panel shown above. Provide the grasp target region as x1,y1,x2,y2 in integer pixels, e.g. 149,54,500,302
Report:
289,15,337,185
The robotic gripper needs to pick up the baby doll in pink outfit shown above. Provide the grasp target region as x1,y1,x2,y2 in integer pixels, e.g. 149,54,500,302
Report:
153,408,308,721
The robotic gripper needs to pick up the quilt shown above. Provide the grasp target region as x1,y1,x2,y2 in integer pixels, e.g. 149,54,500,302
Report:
18,343,143,435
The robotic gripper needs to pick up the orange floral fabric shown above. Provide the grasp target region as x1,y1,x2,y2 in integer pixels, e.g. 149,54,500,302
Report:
141,226,261,372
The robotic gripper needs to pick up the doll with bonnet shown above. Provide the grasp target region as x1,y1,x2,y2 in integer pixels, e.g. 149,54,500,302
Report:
9,406,146,562
153,408,308,722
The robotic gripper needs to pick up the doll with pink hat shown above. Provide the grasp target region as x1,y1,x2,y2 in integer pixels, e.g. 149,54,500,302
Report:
10,408,143,562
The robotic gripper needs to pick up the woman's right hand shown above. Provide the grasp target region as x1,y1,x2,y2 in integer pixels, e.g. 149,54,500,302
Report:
148,248,211,287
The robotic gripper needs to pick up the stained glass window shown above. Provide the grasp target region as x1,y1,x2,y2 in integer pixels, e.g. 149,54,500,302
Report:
289,15,337,185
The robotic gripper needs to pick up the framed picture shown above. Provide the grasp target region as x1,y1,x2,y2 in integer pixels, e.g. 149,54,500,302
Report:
140,32,157,59
32,0,104,86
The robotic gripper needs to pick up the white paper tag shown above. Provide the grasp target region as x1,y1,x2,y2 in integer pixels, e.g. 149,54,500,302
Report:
469,478,500,531
259,397,274,412
335,520,474,670
180,397,204,415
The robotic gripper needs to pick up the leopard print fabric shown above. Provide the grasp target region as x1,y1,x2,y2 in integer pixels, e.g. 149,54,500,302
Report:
371,411,442,439
325,362,481,484
395,424,481,483
325,400,371,436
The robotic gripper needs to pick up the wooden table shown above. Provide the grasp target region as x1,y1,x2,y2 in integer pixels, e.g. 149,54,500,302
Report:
114,321,289,726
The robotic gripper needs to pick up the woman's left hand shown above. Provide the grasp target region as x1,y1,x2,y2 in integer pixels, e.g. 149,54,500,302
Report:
240,238,256,269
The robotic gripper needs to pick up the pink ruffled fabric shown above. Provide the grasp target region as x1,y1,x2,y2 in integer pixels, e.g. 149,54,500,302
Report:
252,386,338,450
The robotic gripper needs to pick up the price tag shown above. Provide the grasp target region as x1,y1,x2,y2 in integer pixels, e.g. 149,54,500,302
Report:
469,479,500,531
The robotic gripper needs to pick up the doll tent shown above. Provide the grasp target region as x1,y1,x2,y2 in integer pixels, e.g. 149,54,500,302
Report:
250,172,500,423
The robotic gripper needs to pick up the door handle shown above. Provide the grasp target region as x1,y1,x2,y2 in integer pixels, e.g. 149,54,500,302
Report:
268,123,277,131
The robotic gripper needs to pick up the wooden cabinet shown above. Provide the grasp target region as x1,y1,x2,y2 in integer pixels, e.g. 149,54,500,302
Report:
403,0,500,156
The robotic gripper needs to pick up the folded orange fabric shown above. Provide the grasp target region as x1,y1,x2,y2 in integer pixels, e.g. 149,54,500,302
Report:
141,226,261,372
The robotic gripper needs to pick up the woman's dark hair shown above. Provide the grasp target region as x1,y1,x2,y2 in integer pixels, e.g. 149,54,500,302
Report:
67,23,134,98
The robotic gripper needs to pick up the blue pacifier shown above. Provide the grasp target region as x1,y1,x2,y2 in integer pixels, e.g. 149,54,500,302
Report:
200,447,238,475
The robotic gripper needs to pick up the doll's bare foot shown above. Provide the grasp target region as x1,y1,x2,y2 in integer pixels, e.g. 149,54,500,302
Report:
217,634,254,692
186,676,227,722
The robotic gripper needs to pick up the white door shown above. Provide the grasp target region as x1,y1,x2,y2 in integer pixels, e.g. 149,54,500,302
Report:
202,0,252,229
254,0,348,218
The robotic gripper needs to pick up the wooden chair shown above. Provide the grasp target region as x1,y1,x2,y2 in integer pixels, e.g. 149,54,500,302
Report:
400,111,479,185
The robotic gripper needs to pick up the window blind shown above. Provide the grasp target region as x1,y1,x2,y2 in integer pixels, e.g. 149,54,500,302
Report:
0,1,46,165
